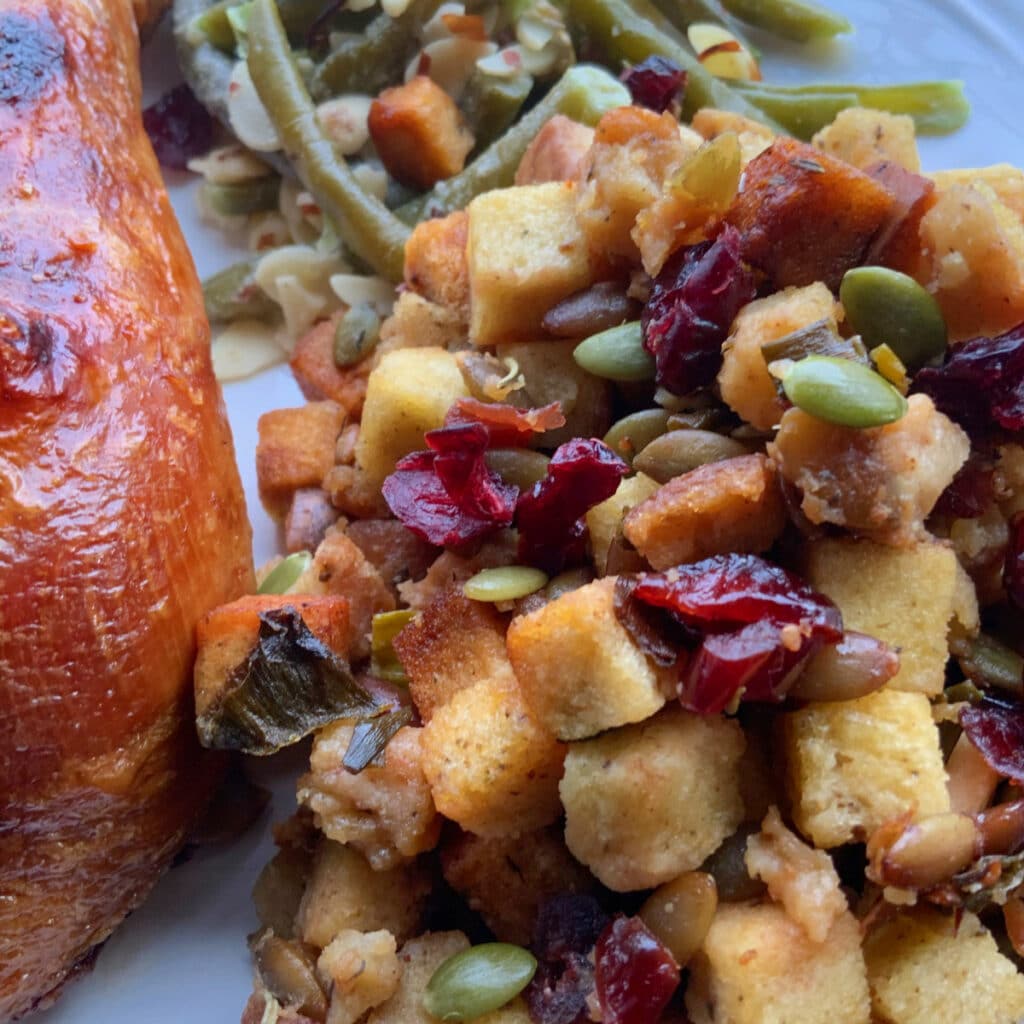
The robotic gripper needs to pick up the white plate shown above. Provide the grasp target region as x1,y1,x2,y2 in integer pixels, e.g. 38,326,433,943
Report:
38,2,1024,1020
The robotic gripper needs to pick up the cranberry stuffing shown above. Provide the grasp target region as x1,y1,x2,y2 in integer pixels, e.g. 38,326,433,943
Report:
961,698,1024,786
516,438,627,574
142,84,215,171
444,398,565,448
621,56,687,114
1006,513,1024,609
382,422,517,548
594,916,680,1024
914,321,1024,441
641,226,757,396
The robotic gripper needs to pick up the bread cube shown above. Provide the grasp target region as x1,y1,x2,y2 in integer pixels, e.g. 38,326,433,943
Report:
421,674,565,837
929,164,1024,220
379,290,468,352
355,347,468,489
561,707,745,891
812,107,920,172
691,107,775,164
319,929,401,1024
781,688,949,848
514,114,595,186
804,538,960,695
257,401,346,519
623,454,787,570
467,182,593,346
507,578,668,741
393,585,515,722
717,282,838,431
864,907,1024,1024
686,904,870,1024
296,840,431,948
403,210,470,320
586,473,660,574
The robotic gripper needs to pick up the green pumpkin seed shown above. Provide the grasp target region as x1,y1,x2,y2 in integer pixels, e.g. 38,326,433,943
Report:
544,567,594,601
839,266,947,371
633,429,749,483
782,355,908,428
573,321,655,382
371,609,416,684
423,943,537,1022
603,408,671,463
484,448,550,490
333,303,382,368
464,567,548,603
257,550,312,594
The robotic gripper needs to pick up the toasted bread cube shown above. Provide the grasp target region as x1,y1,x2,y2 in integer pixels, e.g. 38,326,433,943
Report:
296,840,431,948
624,454,787,570
421,674,565,837
561,707,745,891
290,314,369,418
586,473,661,574
515,114,595,186
403,211,470,321
367,933,531,1024
804,538,959,695
468,182,593,346
441,826,594,945
687,904,870,1024
781,689,949,848
319,929,401,1024
812,107,920,172
864,907,1024,1024
929,164,1024,220
298,723,440,871
257,401,346,519
726,137,896,290
194,594,350,721
393,585,515,722
368,76,474,190
507,578,668,741
718,283,839,431
355,347,468,489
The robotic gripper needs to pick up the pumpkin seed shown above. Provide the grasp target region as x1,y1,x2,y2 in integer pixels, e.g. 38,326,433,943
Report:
464,566,548,603
371,609,416,684
257,550,313,595
603,408,671,463
640,871,718,967
423,943,537,1022
484,448,550,490
253,935,328,1021
333,303,382,368
633,429,749,483
572,321,655,382
782,355,908,428
839,265,948,371
760,317,867,365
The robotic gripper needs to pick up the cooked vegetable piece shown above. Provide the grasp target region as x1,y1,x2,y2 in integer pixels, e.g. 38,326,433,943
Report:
203,258,278,323
463,566,548,602
257,550,313,594
720,0,851,42
423,943,537,1021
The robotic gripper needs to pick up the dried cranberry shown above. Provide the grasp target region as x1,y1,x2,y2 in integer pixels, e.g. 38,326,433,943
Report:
524,956,594,1024
445,398,565,448
533,892,609,960
934,456,996,520
382,423,517,548
621,56,687,114
1006,514,1024,609
641,226,757,396
594,917,680,1024
961,698,1024,786
613,575,696,668
914,322,1024,441
516,438,627,574
142,84,215,171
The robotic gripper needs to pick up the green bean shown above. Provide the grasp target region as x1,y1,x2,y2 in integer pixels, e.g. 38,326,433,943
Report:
734,79,970,136
397,64,631,223
203,259,279,324
720,0,851,43
563,0,783,128
203,176,282,217
461,69,535,154
732,87,860,139
247,0,410,281
175,0,236,126
310,0,443,101
191,3,237,52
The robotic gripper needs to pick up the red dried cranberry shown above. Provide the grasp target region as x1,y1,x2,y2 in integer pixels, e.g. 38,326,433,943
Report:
621,56,687,113
516,438,627,574
914,322,1024,441
142,84,215,171
1006,513,1024,609
382,423,517,548
594,917,680,1024
533,892,609,960
445,398,565,448
641,226,757,396
524,956,593,1024
613,575,696,668
934,456,996,520
961,698,1024,786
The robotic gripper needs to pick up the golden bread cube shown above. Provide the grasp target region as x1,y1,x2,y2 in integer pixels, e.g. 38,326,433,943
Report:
687,904,870,1024
355,347,468,489
812,107,920,172
586,473,661,574
507,578,668,741
318,929,401,1024
929,164,1024,224
804,537,959,695
403,210,470,320
467,182,593,346
864,907,1024,1024
560,707,745,891
781,688,949,848
421,674,565,837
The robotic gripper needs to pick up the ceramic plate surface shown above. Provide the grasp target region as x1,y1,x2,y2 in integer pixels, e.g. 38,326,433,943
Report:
37,2,1024,1019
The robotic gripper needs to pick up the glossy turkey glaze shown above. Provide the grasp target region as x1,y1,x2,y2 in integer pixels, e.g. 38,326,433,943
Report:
0,1,254,1017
